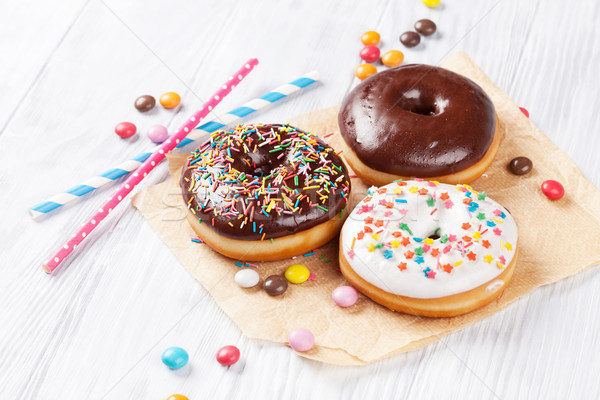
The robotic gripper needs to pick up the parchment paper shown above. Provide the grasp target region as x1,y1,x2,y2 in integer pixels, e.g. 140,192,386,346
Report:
132,52,600,365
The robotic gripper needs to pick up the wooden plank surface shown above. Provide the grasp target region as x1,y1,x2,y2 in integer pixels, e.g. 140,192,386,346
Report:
1,0,599,399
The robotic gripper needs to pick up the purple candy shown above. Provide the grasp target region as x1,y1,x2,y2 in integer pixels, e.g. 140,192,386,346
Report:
332,286,359,308
288,328,314,352
147,124,169,143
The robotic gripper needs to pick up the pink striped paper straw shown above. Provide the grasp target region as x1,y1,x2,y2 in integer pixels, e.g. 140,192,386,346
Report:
43,58,259,273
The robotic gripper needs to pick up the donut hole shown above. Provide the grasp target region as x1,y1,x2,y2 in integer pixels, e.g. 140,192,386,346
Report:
396,90,444,116
427,233,441,240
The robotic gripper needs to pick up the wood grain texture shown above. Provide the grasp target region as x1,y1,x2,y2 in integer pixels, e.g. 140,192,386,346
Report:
0,0,598,399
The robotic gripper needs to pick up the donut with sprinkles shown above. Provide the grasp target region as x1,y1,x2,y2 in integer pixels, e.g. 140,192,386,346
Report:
339,179,518,317
180,123,351,261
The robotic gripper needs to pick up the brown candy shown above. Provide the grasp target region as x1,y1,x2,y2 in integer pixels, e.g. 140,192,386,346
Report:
400,31,421,47
134,95,156,112
415,19,437,36
263,275,288,296
508,157,533,175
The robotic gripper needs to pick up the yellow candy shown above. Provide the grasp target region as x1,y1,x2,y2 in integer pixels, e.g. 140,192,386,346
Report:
285,264,310,284
160,92,181,109
361,31,380,46
355,64,377,81
381,50,404,67
422,0,440,7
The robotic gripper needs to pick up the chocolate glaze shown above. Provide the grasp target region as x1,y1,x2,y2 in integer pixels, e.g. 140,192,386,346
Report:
338,64,496,177
180,124,351,241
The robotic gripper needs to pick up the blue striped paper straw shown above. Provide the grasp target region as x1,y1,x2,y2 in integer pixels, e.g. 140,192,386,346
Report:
29,71,320,219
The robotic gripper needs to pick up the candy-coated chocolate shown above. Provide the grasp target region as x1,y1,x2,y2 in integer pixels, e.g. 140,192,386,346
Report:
361,31,380,45
161,347,189,369
359,45,380,63
400,31,421,47
288,328,314,352
263,275,288,296
235,268,260,288
114,122,137,138
147,124,169,143
381,50,404,67
415,19,437,35
134,95,156,112
508,157,532,175
332,286,359,307
519,107,529,118
216,345,240,366
284,264,310,284
355,64,377,81
166,395,189,400
160,92,181,109
422,0,440,7
541,180,564,200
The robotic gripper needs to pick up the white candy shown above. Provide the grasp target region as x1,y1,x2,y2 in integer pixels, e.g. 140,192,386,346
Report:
234,269,260,288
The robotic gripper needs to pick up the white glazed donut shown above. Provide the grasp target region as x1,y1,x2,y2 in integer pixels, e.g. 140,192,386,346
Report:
339,179,518,317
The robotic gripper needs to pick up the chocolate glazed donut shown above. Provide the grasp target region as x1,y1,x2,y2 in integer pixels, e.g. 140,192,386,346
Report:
338,64,499,184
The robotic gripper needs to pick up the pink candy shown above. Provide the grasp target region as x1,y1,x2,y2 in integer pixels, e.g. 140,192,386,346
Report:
216,345,240,366
288,328,314,352
332,286,359,308
541,180,565,200
359,45,380,63
147,124,169,143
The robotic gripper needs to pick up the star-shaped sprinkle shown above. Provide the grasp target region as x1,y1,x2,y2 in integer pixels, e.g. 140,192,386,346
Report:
397,181,407,186
486,220,496,227
484,254,493,263
364,216,373,224
363,197,372,203
378,199,387,206
414,247,424,256
443,245,452,253
415,256,425,264
390,240,401,248
392,231,402,238
384,211,393,217
476,212,486,220
505,242,513,251
398,208,408,215
440,192,450,200
393,187,403,195
442,263,453,273
498,255,506,264
367,243,376,252
423,267,436,278
347,249,355,260
418,188,429,195
385,201,394,208
364,226,373,233
375,243,384,249
430,248,440,257
426,197,436,207
462,235,472,242
493,228,502,236
448,234,457,242
472,231,482,239
374,220,383,227
422,244,430,252
467,252,477,261
478,192,487,200
401,237,411,246
482,240,491,248
439,234,449,243
397,262,407,271
408,186,418,193
423,238,434,245
465,191,472,198
469,202,479,209
383,249,393,259
357,231,365,240
493,209,503,216
404,250,414,259
371,233,380,241
444,200,454,209
378,187,388,194
462,222,471,230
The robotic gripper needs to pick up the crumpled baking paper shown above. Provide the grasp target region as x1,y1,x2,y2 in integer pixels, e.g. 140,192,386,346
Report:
132,52,600,365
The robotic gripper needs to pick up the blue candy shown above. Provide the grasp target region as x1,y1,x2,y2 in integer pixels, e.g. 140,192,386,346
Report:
161,347,189,369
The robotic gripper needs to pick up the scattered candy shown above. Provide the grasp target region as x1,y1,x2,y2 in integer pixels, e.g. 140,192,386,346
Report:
415,19,437,36
263,275,288,296
400,31,421,48
359,45,380,63
332,286,359,307
288,328,315,352
355,64,377,80
160,92,181,109
235,268,260,288
161,347,189,369
361,31,380,46
134,95,156,112
284,264,310,284
541,180,565,200
147,124,169,143
381,50,404,67
166,395,189,400
216,345,240,366
422,0,440,7
114,122,137,138
519,107,530,118
508,157,533,176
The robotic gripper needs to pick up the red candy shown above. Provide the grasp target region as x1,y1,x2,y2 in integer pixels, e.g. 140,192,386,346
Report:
216,345,240,366
114,122,137,138
519,107,529,118
360,45,380,63
541,180,564,200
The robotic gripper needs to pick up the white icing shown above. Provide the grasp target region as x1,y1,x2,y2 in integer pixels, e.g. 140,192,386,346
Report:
341,180,518,299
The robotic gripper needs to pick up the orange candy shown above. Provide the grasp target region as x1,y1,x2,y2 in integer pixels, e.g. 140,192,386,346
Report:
355,64,377,80
159,92,181,109
361,31,380,46
381,50,404,67
166,395,189,400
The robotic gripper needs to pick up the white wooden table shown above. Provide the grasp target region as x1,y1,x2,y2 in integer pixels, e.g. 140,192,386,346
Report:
2,0,599,398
